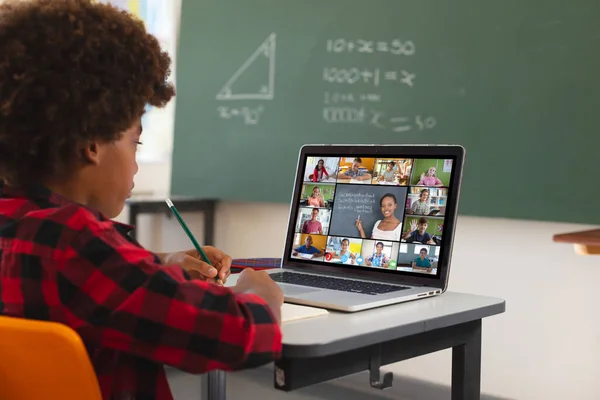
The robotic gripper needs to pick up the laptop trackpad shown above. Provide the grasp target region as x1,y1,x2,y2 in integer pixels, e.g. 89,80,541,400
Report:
280,285,319,296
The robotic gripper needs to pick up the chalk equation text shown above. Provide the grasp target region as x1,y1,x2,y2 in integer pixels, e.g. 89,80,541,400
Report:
326,38,415,56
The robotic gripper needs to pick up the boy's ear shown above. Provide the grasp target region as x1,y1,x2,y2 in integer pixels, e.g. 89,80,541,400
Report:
81,141,102,165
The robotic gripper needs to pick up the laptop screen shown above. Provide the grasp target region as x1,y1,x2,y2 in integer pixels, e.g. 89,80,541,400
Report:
285,152,460,280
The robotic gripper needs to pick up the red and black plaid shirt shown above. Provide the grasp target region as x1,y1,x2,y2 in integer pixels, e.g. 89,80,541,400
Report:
0,183,282,400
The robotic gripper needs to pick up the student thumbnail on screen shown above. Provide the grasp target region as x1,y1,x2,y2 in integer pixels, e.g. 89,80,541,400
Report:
290,233,326,262
405,187,448,217
396,243,439,275
296,207,332,236
356,239,399,269
401,216,443,246
323,236,363,265
372,158,413,186
303,156,340,183
334,156,375,184
299,183,335,209
410,158,453,187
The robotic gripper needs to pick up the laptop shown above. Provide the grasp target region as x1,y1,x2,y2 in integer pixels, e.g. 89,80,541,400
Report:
265,144,465,312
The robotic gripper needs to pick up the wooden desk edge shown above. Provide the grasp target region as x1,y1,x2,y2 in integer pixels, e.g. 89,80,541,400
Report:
571,244,600,255
553,229,600,255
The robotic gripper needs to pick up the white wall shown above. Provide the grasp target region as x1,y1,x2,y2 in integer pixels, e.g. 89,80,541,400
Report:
121,162,600,400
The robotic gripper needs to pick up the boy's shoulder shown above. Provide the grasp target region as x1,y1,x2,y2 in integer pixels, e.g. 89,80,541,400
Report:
1,199,129,248
29,201,115,229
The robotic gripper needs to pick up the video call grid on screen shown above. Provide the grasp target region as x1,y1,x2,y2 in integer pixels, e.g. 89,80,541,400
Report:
288,154,456,278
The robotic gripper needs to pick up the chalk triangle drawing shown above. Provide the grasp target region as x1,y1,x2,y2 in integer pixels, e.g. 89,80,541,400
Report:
216,33,276,101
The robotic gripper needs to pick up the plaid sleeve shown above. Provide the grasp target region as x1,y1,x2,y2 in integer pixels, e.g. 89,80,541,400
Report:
57,212,282,373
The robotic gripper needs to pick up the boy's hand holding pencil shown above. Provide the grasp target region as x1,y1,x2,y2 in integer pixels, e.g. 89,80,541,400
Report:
163,198,232,285
159,247,232,284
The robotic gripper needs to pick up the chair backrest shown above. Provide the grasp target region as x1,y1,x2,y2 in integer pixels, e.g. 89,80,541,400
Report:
0,315,102,400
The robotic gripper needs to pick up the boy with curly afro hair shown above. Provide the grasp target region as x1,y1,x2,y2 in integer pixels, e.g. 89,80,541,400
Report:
0,1,283,399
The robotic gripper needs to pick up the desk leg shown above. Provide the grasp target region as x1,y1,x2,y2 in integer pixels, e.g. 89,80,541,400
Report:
128,204,140,241
204,201,215,246
200,371,226,400
451,319,482,400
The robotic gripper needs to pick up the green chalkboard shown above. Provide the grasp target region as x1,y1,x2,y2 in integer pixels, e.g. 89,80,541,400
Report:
172,0,600,224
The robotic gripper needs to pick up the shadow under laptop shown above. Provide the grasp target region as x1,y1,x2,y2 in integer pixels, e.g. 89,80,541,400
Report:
166,364,513,400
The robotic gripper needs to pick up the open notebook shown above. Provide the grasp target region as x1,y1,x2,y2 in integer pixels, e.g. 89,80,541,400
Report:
282,303,328,322
226,261,328,322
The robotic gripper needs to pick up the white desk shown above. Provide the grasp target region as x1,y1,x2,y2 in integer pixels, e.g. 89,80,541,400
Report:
336,178,371,184
397,266,438,275
375,180,400,185
308,177,337,183
200,274,505,400
290,253,317,260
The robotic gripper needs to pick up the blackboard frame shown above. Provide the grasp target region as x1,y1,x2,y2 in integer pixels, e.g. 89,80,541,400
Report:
282,144,465,290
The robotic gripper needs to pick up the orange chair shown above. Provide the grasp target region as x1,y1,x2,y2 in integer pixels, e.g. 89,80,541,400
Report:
0,315,102,400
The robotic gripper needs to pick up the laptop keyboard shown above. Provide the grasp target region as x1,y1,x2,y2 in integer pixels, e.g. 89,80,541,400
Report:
269,271,409,296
